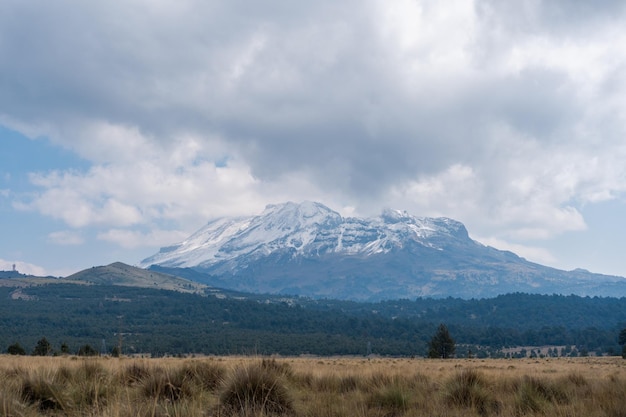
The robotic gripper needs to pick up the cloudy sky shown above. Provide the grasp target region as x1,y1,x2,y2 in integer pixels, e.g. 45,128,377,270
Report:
2,0,626,278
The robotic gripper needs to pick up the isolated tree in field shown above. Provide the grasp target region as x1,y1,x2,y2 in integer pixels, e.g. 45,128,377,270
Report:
619,328,626,358
7,342,26,355
78,344,98,356
428,324,456,359
32,337,52,356
111,346,121,357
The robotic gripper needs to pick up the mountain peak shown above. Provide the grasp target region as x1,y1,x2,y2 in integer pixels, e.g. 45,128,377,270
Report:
260,201,342,229
263,200,333,215
141,201,626,300
140,201,472,270
380,208,411,223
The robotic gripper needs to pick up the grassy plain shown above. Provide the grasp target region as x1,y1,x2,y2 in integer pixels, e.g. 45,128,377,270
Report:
1,355,625,416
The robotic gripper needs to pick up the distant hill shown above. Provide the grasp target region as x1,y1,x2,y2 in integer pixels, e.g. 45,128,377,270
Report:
0,270,57,280
0,270,22,279
4,253,625,356
141,201,626,300
64,262,207,294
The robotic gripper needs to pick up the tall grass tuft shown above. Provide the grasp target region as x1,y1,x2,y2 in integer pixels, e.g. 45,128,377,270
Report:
367,371,395,392
219,362,294,416
20,369,72,412
442,369,499,416
70,360,112,411
56,364,75,383
1,384,28,417
119,362,151,385
367,385,409,413
514,375,569,414
180,360,226,391
261,358,294,379
141,366,189,402
76,360,107,381
596,376,626,417
566,372,588,387
338,374,361,393
313,374,342,392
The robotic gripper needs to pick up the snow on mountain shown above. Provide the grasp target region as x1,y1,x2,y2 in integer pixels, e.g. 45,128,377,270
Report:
140,201,468,269
141,201,626,300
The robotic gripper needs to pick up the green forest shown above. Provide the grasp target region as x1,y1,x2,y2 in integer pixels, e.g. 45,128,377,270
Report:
1,284,625,357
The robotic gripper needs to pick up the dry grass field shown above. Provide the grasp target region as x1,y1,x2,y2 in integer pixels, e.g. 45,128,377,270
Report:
1,355,625,416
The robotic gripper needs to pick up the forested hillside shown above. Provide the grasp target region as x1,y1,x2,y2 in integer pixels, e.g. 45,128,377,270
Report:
1,284,624,357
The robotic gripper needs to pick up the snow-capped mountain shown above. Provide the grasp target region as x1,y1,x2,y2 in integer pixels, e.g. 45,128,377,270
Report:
141,201,468,268
141,201,626,300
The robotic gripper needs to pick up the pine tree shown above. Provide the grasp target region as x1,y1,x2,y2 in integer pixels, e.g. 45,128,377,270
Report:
7,342,26,355
32,337,52,356
619,328,626,359
428,324,456,359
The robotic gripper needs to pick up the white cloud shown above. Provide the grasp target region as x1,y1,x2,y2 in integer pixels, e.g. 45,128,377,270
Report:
48,230,84,245
473,237,557,266
18,174,144,228
17,143,264,230
1,0,626,270
97,229,189,249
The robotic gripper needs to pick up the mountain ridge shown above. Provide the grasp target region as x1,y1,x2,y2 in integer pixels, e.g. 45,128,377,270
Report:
141,201,626,300
141,201,474,268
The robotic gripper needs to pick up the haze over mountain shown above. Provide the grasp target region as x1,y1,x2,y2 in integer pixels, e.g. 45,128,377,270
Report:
141,202,626,300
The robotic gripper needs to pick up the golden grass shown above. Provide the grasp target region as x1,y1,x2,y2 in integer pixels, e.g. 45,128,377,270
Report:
1,355,625,416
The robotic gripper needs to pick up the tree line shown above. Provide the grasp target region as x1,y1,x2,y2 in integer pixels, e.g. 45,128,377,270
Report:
12,324,625,359
2,284,626,357
6,337,102,357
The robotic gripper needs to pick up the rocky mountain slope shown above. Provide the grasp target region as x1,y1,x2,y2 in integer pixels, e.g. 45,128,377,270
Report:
141,201,626,300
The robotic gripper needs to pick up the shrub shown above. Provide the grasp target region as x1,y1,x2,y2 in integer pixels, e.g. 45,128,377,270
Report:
219,362,293,416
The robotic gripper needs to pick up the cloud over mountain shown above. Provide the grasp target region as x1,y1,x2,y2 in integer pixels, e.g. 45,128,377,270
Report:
2,1,626,275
